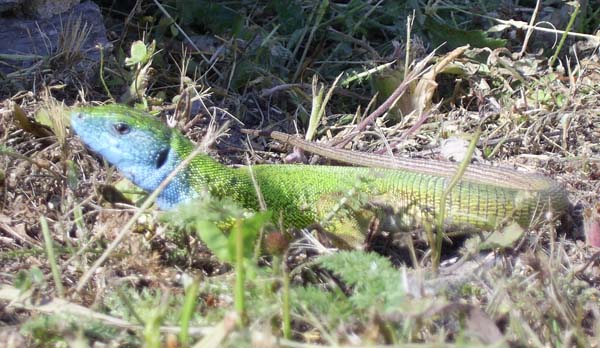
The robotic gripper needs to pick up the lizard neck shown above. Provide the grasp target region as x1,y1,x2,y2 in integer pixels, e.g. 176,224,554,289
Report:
129,131,194,209
153,133,252,209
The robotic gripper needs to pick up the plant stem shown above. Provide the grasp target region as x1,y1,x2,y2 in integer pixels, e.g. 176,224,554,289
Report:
282,264,291,339
40,216,64,297
433,128,481,271
179,279,199,347
234,219,246,326
549,2,580,69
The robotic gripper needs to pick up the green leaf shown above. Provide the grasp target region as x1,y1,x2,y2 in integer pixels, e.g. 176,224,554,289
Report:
170,24,179,37
34,107,52,128
180,201,270,263
13,270,30,291
196,219,230,261
425,18,506,49
531,89,552,103
163,196,267,263
65,160,79,190
125,41,148,66
371,67,409,122
98,178,145,206
227,211,271,262
14,266,44,292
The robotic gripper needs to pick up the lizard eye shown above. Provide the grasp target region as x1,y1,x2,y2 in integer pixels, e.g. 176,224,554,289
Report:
113,122,131,135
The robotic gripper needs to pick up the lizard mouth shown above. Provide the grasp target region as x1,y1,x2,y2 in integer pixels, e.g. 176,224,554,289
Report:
155,148,169,169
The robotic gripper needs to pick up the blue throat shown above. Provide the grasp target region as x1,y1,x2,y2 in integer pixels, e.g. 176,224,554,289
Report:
121,147,194,209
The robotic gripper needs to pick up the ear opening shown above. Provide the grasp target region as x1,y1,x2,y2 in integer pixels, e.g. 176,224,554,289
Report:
155,148,169,169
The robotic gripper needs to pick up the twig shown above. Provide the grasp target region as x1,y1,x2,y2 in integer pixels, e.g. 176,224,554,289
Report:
518,0,542,56
374,106,437,155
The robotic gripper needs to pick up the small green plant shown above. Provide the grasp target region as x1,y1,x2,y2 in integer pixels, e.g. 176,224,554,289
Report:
318,251,406,311
13,266,45,292
288,250,442,343
143,301,166,348
528,73,567,109
121,40,157,105
164,196,271,325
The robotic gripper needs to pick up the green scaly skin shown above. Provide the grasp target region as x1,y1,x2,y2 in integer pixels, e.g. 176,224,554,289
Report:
70,104,570,245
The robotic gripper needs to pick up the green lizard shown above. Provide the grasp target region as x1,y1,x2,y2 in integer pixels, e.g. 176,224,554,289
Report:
70,104,570,245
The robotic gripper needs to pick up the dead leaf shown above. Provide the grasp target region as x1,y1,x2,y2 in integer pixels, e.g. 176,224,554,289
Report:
411,45,469,115
440,136,483,162
12,103,53,138
466,306,507,346
584,203,600,248
480,222,525,250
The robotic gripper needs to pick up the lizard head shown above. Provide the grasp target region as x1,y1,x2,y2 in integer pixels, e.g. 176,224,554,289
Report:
70,104,177,195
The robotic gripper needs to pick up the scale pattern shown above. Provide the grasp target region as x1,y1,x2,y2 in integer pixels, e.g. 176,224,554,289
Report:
70,105,570,243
